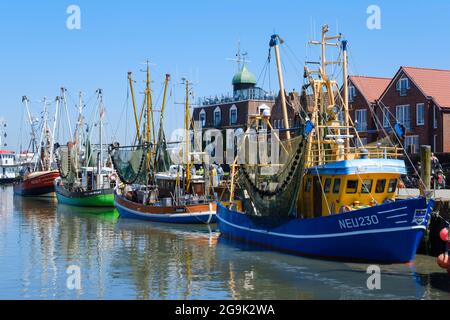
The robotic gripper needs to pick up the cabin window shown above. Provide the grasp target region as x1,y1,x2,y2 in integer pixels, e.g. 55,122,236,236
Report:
333,179,341,194
323,178,332,193
361,179,373,194
388,179,397,193
305,178,312,193
375,179,387,193
346,180,358,194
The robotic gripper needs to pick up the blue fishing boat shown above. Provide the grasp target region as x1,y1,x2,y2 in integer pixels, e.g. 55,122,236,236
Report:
217,160,434,262
217,27,435,263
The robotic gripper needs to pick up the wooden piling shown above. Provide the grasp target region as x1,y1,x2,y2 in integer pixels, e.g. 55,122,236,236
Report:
420,145,431,197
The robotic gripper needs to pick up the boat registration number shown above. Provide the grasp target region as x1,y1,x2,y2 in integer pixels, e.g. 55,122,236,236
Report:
338,215,379,230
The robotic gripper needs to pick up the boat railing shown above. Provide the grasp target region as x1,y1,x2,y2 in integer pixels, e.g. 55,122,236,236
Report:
307,145,404,166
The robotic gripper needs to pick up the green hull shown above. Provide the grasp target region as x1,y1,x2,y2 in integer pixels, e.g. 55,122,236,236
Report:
55,185,115,208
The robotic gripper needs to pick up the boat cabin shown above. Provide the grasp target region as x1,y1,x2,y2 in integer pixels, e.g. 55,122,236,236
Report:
299,158,406,217
0,151,17,179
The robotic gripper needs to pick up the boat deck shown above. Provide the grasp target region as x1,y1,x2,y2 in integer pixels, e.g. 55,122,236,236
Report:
397,188,450,201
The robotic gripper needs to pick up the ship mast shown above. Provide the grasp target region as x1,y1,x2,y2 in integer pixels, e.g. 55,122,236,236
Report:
49,96,60,169
22,96,38,155
270,34,291,140
306,25,349,165
145,61,154,185
128,72,141,143
97,89,104,187
184,79,191,192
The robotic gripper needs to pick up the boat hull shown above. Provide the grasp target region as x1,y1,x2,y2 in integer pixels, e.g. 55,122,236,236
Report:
55,183,115,207
217,197,434,263
115,192,217,224
13,171,59,197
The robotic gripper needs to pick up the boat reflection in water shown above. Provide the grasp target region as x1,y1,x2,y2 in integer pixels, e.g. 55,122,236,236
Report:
1,187,448,299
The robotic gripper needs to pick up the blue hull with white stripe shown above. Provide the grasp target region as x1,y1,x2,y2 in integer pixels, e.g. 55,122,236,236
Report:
217,197,434,263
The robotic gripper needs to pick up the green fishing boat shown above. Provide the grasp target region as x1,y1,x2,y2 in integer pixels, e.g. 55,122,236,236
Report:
54,89,116,208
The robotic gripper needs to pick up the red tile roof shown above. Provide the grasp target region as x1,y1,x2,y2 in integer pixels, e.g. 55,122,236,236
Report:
349,76,391,104
402,66,450,109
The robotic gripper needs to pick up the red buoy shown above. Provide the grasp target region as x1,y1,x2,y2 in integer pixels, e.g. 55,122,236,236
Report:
440,228,449,242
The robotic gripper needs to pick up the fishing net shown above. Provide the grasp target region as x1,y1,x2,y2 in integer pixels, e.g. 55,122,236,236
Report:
109,143,148,185
54,144,78,184
237,121,313,219
155,125,171,173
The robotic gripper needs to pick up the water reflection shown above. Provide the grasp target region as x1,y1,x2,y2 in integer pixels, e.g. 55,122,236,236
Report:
0,186,449,300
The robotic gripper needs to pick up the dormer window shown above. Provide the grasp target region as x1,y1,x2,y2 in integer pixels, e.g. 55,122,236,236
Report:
214,107,222,127
348,85,356,102
199,109,206,127
229,105,238,125
396,77,410,96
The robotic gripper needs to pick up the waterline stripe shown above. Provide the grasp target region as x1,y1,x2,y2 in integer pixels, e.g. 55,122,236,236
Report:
217,214,425,239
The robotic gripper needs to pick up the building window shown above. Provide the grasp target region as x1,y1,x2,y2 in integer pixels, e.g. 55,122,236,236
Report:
396,105,411,130
199,109,206,127
397,77,410,96
405,135,420,154
416,103,424,126
382,107,390,128
214,107,221,127
229,105,237,125
433,105,438,129
348,85,356,102
355,109,367,132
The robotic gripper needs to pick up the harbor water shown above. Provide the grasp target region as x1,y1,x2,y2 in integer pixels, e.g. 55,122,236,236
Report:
0,186,449,300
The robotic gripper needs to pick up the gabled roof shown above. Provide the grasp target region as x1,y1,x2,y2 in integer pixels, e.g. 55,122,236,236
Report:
401,66,450,109
349,76,391,104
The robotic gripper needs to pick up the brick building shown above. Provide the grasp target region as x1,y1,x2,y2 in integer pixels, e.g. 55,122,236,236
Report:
193,65,276,131
346,76,391,145
377,66,450,153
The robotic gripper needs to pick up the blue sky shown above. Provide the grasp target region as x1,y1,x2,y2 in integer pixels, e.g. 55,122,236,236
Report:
1,0,449,150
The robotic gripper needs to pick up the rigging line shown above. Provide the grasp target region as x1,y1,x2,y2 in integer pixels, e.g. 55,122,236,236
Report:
280,45,303,83
314,167,332,215
113,83,130,139
347,46,421,194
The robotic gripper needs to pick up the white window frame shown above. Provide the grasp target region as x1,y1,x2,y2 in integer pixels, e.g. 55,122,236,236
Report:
382,106,390,128
348,85,356,102
405,135,419,154
199,109,206,127
229,105,237,126
396,104,411,130
214,107,221,127
433,105,438,129
416,103,425,126
397,77,410,96
355,109,367,132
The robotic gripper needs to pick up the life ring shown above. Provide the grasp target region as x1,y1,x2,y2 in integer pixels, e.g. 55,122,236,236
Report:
340,205,353,213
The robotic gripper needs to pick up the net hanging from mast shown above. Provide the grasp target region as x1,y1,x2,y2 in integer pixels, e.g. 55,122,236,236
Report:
236,121,313,219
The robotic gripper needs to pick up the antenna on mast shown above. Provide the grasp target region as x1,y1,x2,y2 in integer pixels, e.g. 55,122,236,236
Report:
226,40,251,70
